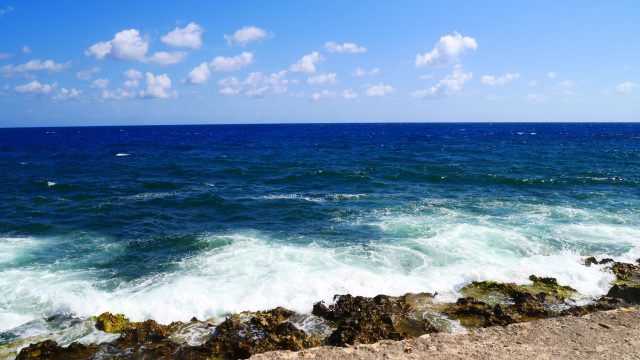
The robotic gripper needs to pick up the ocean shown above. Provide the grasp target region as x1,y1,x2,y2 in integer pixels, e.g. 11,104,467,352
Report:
1,123,639,347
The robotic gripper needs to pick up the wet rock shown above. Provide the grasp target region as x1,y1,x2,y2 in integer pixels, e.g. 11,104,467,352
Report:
201,307,318,359
584,257,614,266
560,296,625,317
606,284,640,304
16,340,99,360
313,293,439,346
95,312,130,333
610,262,640,283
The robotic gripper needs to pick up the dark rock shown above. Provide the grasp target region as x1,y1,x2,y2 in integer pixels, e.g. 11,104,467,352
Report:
584,257,614,266
16,340,100,360
606,284,640,304
610,262,640,282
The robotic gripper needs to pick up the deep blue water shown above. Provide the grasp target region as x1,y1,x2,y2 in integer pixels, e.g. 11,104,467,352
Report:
1,123,640,345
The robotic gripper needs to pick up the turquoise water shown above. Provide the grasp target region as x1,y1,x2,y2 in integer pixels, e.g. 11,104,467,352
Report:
0,123,639,345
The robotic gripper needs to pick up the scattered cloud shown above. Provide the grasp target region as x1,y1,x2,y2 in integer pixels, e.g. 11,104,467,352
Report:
556,80,574,96
0,53,12,60
528,80,539,87
91,78,109,89
310,90,336,101
184,62,210,85
324,41,366,53
410,68,472,99
480,72,520,86
1,59,70,78
85,29,149,61
342,89,359,99
15,80,56,96
140,72,175,99
290,51,323,73
365,83,395,97
53,88,81,101
218,70,290,98
547,72,558,79
308,73,337,85
616,81,638,93
352,67,379,77
21,45,31,55
415,32,478,68
123,69,142,87
161,22,203,49
102,89,135,100
76,67,101,80
210,52,253,71
147,51,187,65
224,26,269,46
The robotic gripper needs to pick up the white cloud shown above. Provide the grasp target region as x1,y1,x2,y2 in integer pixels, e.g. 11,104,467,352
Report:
365,83,395,97
15,80,56,95
147,51,187,65
416,32,478,68
161,22,203,49
91,78,109,89
480,72,520,86
616,81,638,94
184,62,211,85
324,41,366,53
53,88,81,101
76,67,101,80
556,80,574,96
210,52,254,72
528,80,539,87
102,89,135,100
352,67,379,77
547,72,558,79
310,90,336,101
21,45,31,55
0,59,70,77
0,53,11,60
85,29,149,61
342,89,359,99
140,72,175,99
224,26,269,46
218,70,290,98
123,69,142,87
526,93,545,102
308,73,337,85
410,69,472,99
290,52,323,73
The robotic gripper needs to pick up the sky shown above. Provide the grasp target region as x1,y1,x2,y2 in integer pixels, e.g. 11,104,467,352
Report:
0,1,639,127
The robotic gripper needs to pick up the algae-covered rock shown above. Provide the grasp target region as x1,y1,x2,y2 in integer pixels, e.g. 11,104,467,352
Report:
460,275,576,304
202,307,318,359
610,262,640,283
95,312,130,333
313,293,439,346
16,340,100,360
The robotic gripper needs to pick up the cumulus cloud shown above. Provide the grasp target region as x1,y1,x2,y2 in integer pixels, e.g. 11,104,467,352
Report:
147,51,187,65
210,52,254,72
352,67,379,77
365,83,395,97
161,22,203,49
218,70,291,98
616,81,638,93
184,62,211,85
324,41,366,53
416,32,477,68
342,89,359,99
410,69,472,99
21,45,31,55
290,52,323,73
140,72,175,99
307,73,337,85
0,59,70,77
91,78,109,89
15,80,56,95
310,90,336,101
102,89,135,100
547,72,558,79
85,29,149,61
123,69,142,87
53,88,81,101
224,26,269,46
481,73,520,86
76,67,101,80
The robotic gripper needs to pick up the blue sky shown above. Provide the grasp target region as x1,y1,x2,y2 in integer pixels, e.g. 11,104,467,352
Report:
1,1,639,127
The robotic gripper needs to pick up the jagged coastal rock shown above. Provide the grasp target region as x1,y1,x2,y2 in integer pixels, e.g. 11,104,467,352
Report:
12,258,640,360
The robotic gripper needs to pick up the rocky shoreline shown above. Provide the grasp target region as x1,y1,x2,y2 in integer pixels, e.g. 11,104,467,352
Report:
10,257,640,360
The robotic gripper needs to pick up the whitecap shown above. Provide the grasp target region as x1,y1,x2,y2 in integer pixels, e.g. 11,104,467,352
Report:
115,153,130,157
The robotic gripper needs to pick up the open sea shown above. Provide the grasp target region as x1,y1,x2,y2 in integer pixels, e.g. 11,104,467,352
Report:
1,123,640,347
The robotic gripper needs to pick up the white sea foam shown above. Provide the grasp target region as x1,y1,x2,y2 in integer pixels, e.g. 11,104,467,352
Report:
115,153,130,157
46,181,56,187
